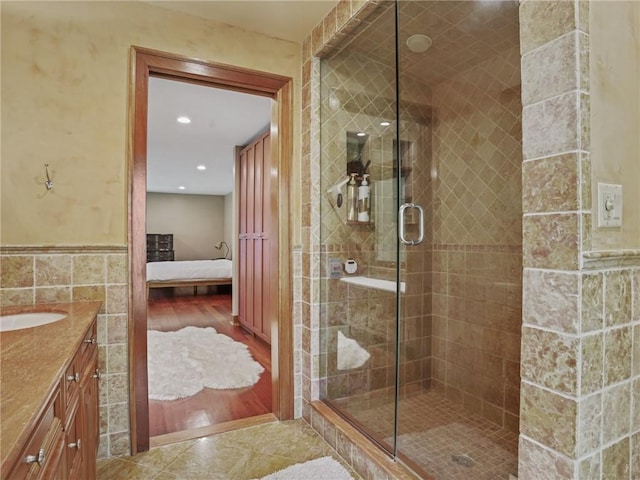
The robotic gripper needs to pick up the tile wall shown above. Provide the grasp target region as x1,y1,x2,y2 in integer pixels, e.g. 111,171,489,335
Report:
0,246,130,458
429,43,523,431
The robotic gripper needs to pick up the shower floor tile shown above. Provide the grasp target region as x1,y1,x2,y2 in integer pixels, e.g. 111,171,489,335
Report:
342,390,519,480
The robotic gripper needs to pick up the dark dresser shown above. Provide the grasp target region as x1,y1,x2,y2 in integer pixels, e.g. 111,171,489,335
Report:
146,233,174,262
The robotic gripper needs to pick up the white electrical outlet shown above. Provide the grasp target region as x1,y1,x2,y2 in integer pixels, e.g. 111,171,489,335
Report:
597,183,622,228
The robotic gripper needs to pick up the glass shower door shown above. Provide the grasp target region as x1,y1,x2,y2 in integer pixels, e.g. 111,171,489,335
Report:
318,1,402,454
394,1,522,478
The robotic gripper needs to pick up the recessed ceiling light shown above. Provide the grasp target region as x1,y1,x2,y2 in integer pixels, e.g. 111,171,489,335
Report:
177,116,191,124
380,121,391,126
356,132,367,137
196,165,207,171
178,185,186,190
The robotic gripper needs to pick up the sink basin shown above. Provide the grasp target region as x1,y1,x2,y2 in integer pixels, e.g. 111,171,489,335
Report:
0,312,67,332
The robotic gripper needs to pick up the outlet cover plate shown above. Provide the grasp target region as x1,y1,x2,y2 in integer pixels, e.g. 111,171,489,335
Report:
328,258,342,279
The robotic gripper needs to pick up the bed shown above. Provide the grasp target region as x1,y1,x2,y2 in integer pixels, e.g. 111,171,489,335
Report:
146,259,233,298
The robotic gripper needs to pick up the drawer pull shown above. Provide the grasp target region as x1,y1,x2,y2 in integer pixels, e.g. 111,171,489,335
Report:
84,338,96,345
92,369,101,380
68,439,81,450
66,372,80,383
24,448,46,465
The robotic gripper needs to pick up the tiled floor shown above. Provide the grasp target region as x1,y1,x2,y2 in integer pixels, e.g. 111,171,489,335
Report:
343,391,519,480
97,420,361,480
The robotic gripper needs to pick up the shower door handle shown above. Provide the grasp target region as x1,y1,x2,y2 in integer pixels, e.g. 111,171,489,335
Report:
399,203,424,246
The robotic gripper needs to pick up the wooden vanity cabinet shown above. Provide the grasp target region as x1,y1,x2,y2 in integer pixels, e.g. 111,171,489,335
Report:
5,317,99,480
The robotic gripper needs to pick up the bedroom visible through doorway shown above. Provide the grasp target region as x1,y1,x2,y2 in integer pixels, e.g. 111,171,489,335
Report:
145,76,273,443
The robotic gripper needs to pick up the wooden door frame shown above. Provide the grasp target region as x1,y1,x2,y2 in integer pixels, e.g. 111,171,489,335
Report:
127,46,293,454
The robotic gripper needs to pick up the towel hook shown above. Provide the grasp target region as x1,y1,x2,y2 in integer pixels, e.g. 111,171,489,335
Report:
44,163,53,190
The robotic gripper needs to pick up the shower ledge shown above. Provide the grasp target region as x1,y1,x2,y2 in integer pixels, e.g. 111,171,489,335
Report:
339,276,406,294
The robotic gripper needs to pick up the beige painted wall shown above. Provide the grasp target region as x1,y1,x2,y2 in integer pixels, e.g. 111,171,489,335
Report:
146,192,224,260
590,0,640,249
0,1,301,246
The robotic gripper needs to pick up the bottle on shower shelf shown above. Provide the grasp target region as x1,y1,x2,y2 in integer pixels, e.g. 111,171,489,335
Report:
346,173,358,222
357,174,371,223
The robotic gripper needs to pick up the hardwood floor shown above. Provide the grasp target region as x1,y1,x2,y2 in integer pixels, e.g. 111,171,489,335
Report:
147,293,272,438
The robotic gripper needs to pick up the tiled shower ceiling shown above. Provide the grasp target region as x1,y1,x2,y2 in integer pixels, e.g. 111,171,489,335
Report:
343,0,520,87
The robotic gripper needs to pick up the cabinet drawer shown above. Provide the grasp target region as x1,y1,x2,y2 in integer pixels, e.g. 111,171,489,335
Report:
79,320,98,366
147,250,174,262
8,387,63,480
64,401,83,480
63,322,97,411
147,240,172,250
63,351,82,410
146,234,173,250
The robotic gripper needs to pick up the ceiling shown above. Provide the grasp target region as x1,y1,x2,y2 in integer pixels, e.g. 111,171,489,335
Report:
147,0,337,43
345,0,520,87
145,1,337,197
147,77,271,196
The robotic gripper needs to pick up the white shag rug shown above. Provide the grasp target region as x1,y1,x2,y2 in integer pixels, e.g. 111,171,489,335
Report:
147,326,264,401
337,331,371,370
256,456,353,480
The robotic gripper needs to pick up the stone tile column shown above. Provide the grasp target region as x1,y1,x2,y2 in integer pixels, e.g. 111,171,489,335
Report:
519,1,639,478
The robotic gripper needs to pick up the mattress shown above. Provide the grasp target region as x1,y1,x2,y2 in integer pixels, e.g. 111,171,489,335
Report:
147,259,232,282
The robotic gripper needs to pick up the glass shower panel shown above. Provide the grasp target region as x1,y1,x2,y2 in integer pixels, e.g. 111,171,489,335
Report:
395,1,523,479
318,2,400,453
319,1,523,478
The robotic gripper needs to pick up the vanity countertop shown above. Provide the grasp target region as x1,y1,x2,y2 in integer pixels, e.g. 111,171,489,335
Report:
0,301,102,470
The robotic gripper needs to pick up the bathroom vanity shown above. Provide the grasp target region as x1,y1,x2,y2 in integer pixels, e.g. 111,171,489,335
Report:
0,301,102,480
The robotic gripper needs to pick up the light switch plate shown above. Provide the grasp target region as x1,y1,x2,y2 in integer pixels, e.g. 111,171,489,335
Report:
597,183,622,228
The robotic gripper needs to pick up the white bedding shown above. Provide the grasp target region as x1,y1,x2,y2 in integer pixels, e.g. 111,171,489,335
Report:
147,259,232,282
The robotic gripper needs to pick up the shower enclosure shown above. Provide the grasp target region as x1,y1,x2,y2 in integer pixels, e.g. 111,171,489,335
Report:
319,1,522,478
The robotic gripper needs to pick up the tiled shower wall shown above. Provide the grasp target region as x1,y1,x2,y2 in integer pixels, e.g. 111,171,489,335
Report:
429,44,523,432
0,247,130,458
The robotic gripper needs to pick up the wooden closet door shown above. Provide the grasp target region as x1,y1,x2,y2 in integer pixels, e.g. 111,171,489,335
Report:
237,131,271,344
238,149,248,329
260,134,271,341
253,136,265,341
245,145,256,332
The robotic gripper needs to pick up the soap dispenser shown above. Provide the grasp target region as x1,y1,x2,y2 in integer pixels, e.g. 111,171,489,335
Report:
357,174,371,222
346,173,358,222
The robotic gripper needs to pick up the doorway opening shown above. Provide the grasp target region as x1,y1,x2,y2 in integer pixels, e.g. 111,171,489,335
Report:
145,77,274,443
128,47,293,454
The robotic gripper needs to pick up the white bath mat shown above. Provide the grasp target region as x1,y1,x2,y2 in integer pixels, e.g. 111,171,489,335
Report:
147,326,264,400
256,456,354,480
337,331,371,370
